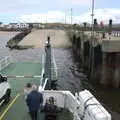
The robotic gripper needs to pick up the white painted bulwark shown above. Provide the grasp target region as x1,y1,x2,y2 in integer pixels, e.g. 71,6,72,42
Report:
41,90,111,120
102,40,120,52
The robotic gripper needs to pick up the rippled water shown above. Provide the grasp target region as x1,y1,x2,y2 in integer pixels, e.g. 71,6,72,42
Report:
0,33,120,120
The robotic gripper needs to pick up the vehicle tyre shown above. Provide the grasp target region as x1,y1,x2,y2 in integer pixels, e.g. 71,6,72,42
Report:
4,89,11,104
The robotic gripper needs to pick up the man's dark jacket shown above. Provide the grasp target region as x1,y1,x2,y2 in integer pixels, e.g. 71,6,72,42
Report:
26,90,43,112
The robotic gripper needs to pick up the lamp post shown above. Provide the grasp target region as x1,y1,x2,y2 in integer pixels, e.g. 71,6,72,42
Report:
71,8,73,25
89,0,95,79
91,0,94,37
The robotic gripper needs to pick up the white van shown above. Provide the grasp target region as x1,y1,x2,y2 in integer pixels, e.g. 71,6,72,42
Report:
0,75,11,105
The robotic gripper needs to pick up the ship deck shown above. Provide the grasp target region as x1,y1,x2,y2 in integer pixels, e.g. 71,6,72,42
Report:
0,62,73,120
0,62,42,120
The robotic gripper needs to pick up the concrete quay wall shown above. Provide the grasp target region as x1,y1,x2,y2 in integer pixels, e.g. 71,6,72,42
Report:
70,31,120,88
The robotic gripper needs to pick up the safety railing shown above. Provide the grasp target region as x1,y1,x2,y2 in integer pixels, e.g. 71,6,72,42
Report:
40,49,58,89
0,56,12,71
42,78,48,90
51,51,58,82
51,54,58,81
40,52,45,86
111,32,120,37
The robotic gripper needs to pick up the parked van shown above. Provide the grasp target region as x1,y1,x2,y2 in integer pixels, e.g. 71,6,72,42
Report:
0,75,11,105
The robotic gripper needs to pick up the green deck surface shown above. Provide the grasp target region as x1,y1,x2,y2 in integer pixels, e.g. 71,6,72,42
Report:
0,62,73,120
3,95,45,120
1,62,42,96
0,62,42,120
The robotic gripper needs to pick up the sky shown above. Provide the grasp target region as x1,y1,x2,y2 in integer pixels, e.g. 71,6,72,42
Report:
0,0,120,24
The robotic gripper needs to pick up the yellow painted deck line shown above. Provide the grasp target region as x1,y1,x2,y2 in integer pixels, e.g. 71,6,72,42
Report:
0,94,20,120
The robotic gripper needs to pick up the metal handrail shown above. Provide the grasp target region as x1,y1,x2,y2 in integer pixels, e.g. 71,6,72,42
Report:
0,56,12,71
40,53,45,86
42,78,48,90
52,54,58,80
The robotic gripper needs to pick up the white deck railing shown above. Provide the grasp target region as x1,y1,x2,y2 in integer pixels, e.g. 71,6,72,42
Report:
40,49,58,87
0,56,12,71
40,53,45,86
51,54,58,81
112,32,120,37
51,49,58,81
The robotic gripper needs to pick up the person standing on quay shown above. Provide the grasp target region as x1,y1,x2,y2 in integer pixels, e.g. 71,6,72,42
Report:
26,85,43,120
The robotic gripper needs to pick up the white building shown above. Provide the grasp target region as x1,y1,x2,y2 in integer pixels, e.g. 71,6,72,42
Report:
9,23,29,29
29,23,45,29
15,23,29,29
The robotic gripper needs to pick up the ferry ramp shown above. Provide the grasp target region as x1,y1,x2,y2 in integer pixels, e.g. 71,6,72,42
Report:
0,62,43,120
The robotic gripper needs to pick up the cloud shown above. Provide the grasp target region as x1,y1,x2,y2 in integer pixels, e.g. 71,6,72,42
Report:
63,0,91,5
74,8,120,24
93,8,120,23
0,0,90,14
18,11,65,23
18,8,120,24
